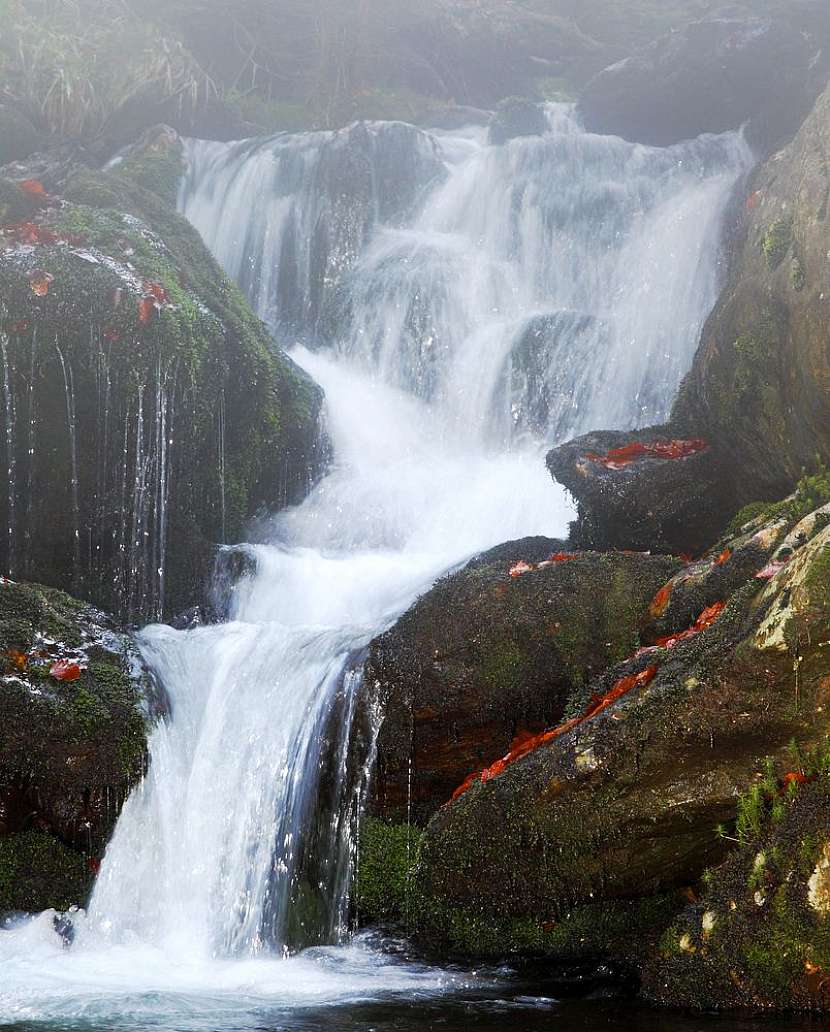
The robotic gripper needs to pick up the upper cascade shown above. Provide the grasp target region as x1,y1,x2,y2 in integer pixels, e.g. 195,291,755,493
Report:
181,106,753,445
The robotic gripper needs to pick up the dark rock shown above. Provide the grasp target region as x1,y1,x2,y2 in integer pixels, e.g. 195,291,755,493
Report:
578,13,828,152
673,82,830,507
366,548,680,825
0,106,43,167
547,428,732,556
411,505,830,978
489,98,548,145
0,578,148,911
464,536,566,571
0,141,323,621
418,106,492,131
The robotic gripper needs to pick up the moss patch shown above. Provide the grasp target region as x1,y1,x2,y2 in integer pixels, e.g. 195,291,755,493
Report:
0,831,91,913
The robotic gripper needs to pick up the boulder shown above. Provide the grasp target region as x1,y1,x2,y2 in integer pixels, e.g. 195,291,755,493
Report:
0,136,323,621
645,780,830,1010
0,577,148,912
547,428,731,556
366,545,680,825
398,499,830,979
578,12,829,151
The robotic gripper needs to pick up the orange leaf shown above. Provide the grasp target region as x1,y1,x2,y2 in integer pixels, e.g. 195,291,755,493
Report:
138,297,156,324
585,438,708,471
142,281,169,305
28,269,53,296
714,548,731,566
649,580,674,619
5,649,27,672
509,561,533,578
19,179,47,198
50,659,82,682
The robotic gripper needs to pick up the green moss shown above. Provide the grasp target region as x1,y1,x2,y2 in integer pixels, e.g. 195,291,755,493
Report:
116,142,185,208
790,255,806,292
0,831,91,912
760,218,793,271
356,817,422,924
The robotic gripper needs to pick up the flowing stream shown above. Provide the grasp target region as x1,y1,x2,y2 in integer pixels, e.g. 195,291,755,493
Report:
0,108,752,1028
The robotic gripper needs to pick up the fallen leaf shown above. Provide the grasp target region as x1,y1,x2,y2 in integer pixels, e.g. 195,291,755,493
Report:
585,438,708,470
28,269,54,296
509,561,533,578
50,659,82,682
138,297,156,324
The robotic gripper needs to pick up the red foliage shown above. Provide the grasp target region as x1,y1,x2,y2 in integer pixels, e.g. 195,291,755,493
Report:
652,601,726,650
143,281,170,305
87,857,101,875
137,297,156,324
782,771,813,789
509,561,533,578
5,649,27,672
584,438,707,470
18,179,46,199
714,548,732,566
50,659,82,682
28,269,53,297
649,580,674,619
756,558,789,580
451,663,660,801
2,222,57,246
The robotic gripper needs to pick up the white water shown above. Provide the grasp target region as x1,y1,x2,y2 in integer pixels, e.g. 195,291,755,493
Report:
0,108,752,1027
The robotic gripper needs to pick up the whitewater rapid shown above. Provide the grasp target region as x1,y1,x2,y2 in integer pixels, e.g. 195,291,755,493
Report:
0,108,753,1026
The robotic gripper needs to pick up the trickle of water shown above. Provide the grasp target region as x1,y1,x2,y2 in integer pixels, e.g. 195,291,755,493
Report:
0,334,16,578
55,341,82,591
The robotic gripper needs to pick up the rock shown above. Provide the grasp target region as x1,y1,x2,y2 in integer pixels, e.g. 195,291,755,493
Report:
488,98,548,145
547,428,731,555
578,12,829,152
0,106,43,167
0,139,323,621
417,106,492,131
673,82,830,506
644,782,830,1010
366,547,680,824
0,578,147,912
407,503,830,973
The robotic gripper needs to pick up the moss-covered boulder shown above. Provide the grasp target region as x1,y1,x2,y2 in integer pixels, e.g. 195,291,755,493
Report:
408,501,830,983
645,775,830,1011
366,543,680,824
0,577,147,912
0,132,323,620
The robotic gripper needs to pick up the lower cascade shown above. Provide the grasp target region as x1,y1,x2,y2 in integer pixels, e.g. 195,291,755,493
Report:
0,108,752,1021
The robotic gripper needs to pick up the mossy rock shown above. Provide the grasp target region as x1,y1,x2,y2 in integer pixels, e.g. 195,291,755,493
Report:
0,831,91,913
0,141,323,620
366,547,680,824
0,579,147,859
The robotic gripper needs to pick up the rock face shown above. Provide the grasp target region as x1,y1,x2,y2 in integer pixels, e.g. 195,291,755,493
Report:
366,544,680,825
370,495,830,984
645,780,830,1010
551,82,830,556
0,577,147,912
673,82,830,505
0,131,323,621
488,98,548,145
578,12,829,152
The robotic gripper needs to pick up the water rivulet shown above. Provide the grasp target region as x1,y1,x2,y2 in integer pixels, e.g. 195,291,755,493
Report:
0,108,752,1025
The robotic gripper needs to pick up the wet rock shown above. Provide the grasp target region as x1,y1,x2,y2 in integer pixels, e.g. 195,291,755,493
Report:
411,504,830,977
366,547,679,824
488,98,548,145
0,578,148,911
0,138,323,621
644,779,830,1010
579,13,828,152
673,81,830,507
547,427,731,555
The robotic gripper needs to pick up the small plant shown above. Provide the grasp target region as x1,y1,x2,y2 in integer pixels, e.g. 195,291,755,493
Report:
760,218,793,271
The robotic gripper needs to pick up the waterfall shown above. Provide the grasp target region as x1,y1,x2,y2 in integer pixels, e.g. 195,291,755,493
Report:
0,108,752,1021
0,334,16,578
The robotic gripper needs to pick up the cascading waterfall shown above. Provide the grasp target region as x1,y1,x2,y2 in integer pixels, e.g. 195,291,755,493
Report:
0,106,753,1024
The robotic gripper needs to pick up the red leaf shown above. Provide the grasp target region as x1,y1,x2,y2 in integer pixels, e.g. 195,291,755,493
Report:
756,559,789,580
142,281,169,305
585,438,708,470
19,179,47,198
649,580,674,619
138,297,156,324
50,659,82,682
714,548,732,566
509,561,533,578
652,601,726,650
28,269,53,296
87,856,101,875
